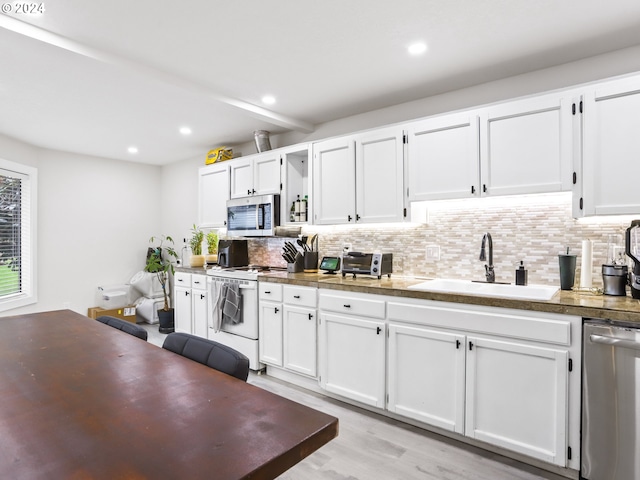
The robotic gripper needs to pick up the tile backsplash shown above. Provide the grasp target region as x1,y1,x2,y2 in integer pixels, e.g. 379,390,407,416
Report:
244,193,635,288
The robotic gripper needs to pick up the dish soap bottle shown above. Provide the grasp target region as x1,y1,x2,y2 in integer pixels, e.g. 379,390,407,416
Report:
515,261,528,286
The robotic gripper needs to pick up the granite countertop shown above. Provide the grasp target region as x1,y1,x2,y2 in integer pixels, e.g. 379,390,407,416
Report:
259,271,640,323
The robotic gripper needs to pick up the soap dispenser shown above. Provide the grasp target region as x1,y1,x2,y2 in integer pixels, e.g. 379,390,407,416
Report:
515,261,528,286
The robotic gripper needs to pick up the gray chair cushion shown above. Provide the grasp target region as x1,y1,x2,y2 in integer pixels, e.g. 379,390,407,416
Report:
162,332,250,381
96,315,148,341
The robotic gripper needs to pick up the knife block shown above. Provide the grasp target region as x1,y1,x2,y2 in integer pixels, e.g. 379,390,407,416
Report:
287,254,304,273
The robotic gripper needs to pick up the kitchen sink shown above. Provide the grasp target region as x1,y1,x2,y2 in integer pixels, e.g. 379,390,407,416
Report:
407,278,559,301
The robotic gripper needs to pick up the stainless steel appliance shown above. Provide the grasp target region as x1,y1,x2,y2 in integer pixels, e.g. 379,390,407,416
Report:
341,252,392,279
626,220,640,299
601,264,628,296
217,239,249,267
226,194,280,237
582,319,640,479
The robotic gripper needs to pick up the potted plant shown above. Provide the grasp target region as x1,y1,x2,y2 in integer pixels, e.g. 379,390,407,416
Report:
145,234,178,333
189,224,205,268
205,230,219,265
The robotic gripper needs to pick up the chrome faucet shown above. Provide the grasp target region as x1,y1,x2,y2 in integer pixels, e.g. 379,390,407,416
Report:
479,233,495,283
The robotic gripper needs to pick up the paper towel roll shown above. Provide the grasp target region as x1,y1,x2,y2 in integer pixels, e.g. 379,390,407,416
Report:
580,239,593,288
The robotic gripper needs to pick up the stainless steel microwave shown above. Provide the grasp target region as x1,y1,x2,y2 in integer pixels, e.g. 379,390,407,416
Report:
226,194,280,237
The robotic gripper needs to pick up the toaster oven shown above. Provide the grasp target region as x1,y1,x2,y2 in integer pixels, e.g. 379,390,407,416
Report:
341,252,393,279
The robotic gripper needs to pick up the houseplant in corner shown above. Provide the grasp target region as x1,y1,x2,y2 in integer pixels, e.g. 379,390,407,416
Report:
145,235,178,334
205,230,218,265
189,224,205,268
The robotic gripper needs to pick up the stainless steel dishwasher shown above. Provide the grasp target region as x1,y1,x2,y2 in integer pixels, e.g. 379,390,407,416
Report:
582,319,640,480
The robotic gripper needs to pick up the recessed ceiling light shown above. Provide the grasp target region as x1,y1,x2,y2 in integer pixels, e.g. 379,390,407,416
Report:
408,42,427,56
262,95,276,105
127,146,138,154
179,126,192,135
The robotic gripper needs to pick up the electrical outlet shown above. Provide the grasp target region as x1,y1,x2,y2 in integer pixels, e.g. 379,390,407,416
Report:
426,245,440,261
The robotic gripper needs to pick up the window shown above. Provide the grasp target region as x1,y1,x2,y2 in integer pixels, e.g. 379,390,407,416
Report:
0,159,37,311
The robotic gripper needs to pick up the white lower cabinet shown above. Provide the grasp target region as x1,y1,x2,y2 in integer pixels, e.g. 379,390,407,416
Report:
465,336,568,466
319,312,386,408
259,283,318,378
387,323,465,433
259,300,283,366
174,272,208,336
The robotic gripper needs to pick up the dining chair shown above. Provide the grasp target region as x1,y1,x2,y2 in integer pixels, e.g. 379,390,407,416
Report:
95,315,148,341
162,332,250,381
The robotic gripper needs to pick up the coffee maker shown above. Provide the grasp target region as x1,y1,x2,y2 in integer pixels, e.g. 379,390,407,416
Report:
626,220,640,299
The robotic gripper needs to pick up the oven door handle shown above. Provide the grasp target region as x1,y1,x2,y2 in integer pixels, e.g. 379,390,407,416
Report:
590,334,640,351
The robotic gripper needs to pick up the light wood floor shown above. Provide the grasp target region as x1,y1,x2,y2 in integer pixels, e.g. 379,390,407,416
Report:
142,324,567,480
249,374,567,480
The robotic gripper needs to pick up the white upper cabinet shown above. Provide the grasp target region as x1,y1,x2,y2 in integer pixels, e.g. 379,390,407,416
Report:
479,94,573,197
312,136,356,224
313,127,405,225
406,112,480,201
230,152,281,199
355,127,405,223
581,75,640,216
198,162,230,228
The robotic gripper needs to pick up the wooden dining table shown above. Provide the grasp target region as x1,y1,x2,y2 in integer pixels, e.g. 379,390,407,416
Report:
0,310,338,479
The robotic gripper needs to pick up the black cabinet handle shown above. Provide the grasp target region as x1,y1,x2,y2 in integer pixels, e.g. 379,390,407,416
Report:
294,295,300,299
200,294,205,300
482,184,487,193
471,186,475,194
264,291,271,294
274,307,279,313
247,189,251,195
376,326,382,335
456,340,461,349
343,304,351,308
185,291,190,296
347,215,352,222
469,341,474,351
356,214,361,221
308,313,313,320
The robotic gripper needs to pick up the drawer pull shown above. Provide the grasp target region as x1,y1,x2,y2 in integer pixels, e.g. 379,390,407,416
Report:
294,295,301,299
343,304,351,308
264,291,271,294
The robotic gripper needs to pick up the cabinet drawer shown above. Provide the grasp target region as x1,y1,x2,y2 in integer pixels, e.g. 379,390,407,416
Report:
174,272,191,288
259,282,283,302
191,274,207,290
319,292,385,319
283,286,317,308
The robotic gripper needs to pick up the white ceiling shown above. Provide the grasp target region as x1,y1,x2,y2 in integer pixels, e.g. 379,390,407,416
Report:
2,0,640,165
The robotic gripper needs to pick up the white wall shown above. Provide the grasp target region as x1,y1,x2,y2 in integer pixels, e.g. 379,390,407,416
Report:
0,134,162,316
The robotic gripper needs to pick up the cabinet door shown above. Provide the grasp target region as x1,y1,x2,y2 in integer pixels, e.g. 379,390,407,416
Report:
253,153,281,196
355,127,405,223
465,336,568,466
406,113,480,201
388,324,466,433
174,286,192,334
319,312,385,408
230,158,254,198
283,305,317,377
582,76,640,215
192,288,208,338
312,137,356,224
480,94,572,196
199,163,230,228
259,301,283,366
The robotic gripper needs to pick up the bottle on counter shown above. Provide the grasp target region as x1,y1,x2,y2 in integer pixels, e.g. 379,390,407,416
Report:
515,260,528,286
290,200,296,222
